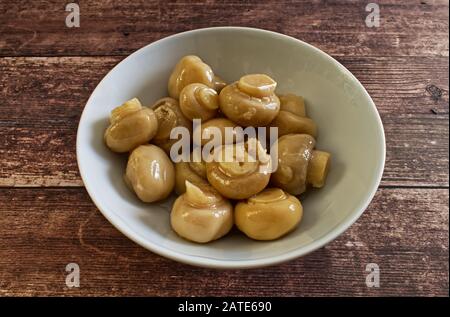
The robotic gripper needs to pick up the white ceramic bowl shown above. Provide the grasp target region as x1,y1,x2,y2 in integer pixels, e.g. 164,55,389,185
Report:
77,27,385,268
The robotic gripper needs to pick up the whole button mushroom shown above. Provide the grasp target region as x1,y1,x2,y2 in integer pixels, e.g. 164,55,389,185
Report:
171,181,233,243
235,188,303,240
125,145,175,202
271,134,330,195
104,98,158,153
219,74,280,126
206,139,272,199
151,97,192,153
168,55,215,99
179,83,219,121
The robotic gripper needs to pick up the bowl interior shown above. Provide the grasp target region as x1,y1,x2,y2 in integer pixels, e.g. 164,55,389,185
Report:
77,28,385,268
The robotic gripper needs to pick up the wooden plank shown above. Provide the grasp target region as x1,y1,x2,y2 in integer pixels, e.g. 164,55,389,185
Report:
0,187,447,296
0,1,448,57
0,56,448,187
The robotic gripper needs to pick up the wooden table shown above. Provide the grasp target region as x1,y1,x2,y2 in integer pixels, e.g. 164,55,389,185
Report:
0,1,448,296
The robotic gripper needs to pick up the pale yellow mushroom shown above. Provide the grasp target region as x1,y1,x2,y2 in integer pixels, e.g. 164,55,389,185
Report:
270,110,317,137
104,98,158,153
206,139,272,199
235,188,303,240
306,150,331,188
179,83,219,121
271,134,330,195
125,145,175,202
278,94,306,117
151,97,192,153
219,74,280,126
170,181,233,243
168,55,215,99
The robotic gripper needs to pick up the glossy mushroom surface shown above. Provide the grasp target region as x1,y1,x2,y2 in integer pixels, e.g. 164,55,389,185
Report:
270,110,317,137
168,55,215,99
104,98,158,153
271,134,315,195
151,97,191,153
235,188,303,240
125,145,175,202
278,94,306,117
179,83,219,121
206,139,271,199
170,181,233,243
219,74,280,126
306,150,331,188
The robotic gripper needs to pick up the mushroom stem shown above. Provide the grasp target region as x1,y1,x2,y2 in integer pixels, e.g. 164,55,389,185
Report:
307,150,331,188
110,98,142,124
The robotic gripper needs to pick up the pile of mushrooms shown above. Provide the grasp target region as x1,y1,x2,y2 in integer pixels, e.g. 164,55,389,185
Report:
104,55,331,243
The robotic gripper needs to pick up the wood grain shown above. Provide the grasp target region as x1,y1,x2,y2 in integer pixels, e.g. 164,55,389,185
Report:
0,187,447,296
0,0,448,298
0,56,448,187
0,1,448,57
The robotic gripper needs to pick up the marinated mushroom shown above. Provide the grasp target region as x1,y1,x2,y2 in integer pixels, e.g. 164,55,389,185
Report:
193,117,243,146
235,188,303,240
219,74,280,126
306,150,331,188
206,139,271,199
104,98,158,153
102,56,333,245
171,181,233,243
179,83,219,121
151,97,192,153
168,55,215,99
271,134,330,195
174,153,208,194
278,94,306,117
125,145,175,202
270,110,317,137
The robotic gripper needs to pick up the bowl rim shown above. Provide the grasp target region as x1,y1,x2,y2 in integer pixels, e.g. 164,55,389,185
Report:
76,26,386,269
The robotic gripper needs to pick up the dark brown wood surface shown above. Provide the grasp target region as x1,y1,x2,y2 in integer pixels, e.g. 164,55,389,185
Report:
0,0,448,296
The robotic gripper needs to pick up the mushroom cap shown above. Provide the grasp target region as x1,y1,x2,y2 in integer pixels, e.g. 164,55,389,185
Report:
170,181,233,243
271,134,316,195
278,94,306,117
270,110,317,138
168,55,215,99
125,145,175,202
219,81,280,127
235,188,303,240
151,97,191,153
179,83,219,121
206,140,271,199
104,107,158,153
